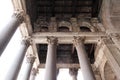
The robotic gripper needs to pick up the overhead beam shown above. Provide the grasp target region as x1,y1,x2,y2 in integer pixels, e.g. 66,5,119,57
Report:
32,32,106,44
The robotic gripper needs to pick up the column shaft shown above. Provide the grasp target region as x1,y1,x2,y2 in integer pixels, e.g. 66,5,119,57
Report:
44,37,57,80
0,11,24,55
17,54,36,80
0,39,30,80
74,38,95,80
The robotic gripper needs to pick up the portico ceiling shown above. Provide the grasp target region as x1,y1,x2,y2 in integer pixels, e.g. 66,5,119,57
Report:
24,0,102,68
25,0,102,26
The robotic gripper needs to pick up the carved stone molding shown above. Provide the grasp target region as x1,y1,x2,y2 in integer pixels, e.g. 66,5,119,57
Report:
26,54,36,64
47,37,58,45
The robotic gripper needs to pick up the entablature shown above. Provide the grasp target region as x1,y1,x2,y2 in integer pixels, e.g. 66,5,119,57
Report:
32,32,106,44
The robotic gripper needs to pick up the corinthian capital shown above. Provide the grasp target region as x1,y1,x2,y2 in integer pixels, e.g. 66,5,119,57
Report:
73,37,85,45
26,54,36,64
47,37,58,45
12,10,24,23
21,37,33,47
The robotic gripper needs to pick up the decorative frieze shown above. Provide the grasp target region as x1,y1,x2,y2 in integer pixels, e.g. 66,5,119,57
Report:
33,17,101,32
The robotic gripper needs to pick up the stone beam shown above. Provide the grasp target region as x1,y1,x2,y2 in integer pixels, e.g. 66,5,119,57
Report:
32,32,106,44
38,63,80,68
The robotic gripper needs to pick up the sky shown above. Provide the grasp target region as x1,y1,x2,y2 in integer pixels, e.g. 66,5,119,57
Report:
0,0,83,80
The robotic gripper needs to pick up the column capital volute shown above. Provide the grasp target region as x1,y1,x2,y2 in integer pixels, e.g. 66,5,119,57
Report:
47,37,58,45
12,10,25,23
73,37,85,45
26,54,36,64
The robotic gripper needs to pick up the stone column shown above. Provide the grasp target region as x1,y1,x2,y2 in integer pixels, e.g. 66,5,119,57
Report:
0,39,30,80
0,11,24,55
18,54,36,80
69,68,78,80
44,37,58,80
73,37,95,80
29,68,38,80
